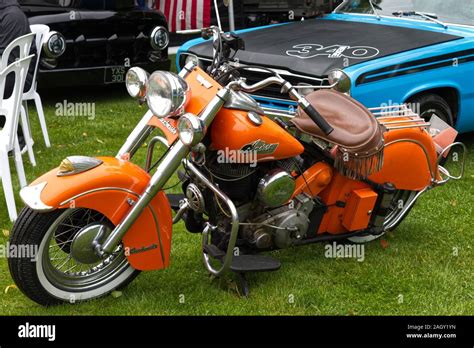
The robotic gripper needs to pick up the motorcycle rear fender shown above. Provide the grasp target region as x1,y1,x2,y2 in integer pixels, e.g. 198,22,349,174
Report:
317,126,441,235
369,127,440,191
20,157,172,271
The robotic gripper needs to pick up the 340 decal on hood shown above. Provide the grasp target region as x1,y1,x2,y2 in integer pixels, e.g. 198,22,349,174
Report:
187,18,462,76
286,44,380,60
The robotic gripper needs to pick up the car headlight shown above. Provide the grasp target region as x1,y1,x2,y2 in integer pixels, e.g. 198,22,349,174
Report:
146,71,190,118
43,31,66,58
150,26,169,50
328,69,352,94
125,67,149,98
177,113,205,146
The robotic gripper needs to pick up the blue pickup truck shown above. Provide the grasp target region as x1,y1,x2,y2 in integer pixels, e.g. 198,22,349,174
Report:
177,0,474,133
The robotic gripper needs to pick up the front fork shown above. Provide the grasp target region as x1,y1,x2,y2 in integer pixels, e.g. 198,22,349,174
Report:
96,87,231,257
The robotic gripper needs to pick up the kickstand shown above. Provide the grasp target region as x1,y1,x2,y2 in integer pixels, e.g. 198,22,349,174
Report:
236,273,250,298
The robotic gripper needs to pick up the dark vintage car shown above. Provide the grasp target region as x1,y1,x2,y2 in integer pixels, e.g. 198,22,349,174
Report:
20,0,171,87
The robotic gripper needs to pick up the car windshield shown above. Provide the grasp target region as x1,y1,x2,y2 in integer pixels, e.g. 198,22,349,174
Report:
18,0,135,10
336,0,474,26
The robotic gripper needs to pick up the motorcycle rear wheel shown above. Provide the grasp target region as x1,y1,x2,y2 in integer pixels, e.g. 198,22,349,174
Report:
8,207,140,306
347,190,418,244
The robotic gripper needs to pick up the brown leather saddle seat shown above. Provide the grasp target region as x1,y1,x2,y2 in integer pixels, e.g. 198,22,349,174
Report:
291,90,384,156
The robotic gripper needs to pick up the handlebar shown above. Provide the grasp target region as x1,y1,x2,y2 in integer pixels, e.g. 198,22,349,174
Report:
227,76,334,136
177,26,334,136
227,75,286,93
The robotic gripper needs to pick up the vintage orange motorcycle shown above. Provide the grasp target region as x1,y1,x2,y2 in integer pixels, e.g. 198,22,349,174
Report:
9,27,466,305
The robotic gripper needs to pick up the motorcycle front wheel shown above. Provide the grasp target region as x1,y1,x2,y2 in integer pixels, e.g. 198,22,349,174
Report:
347,190,418,244
8,207,140,306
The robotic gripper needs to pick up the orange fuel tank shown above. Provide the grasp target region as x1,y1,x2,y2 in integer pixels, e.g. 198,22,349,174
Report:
181,65,304,162
211,108,304,162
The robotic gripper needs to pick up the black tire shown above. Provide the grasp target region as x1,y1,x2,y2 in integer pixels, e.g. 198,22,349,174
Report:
408,93,454,126
8,207,140,306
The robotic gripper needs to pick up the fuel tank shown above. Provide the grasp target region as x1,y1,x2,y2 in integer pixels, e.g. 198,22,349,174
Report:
211,107,304,162
182,65,304,163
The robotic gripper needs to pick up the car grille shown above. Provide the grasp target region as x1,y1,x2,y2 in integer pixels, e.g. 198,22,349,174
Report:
57,36,167,69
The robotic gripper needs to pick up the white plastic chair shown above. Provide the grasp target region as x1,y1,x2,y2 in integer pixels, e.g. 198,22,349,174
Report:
0,55,34,222
0,32,37,167
21,24,51,151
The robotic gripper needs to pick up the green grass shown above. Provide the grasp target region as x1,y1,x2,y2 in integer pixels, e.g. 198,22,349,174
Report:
0,60,473,315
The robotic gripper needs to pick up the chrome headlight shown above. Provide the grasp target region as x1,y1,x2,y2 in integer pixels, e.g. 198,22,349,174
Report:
328,69,352,94
177,113,205,146
126,67,149,98
150,26,169,50
146,71,190,118
43,31,66,58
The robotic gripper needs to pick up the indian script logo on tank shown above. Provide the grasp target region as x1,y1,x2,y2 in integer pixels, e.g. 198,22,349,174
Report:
240,139,279,155
286,43,380,60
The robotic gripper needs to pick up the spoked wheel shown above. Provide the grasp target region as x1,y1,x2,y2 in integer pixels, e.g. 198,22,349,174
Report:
9,207,140,306
347,190,418,244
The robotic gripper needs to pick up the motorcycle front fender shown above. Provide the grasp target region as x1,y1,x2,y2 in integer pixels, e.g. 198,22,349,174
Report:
19,157,173,271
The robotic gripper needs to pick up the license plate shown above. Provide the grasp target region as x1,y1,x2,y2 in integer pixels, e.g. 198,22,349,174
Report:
104,66,126,84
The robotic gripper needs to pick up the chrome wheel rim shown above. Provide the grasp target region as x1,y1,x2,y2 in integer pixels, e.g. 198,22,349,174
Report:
39,208,131,293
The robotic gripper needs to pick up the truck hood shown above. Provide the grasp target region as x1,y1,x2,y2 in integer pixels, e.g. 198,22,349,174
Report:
187,18,463,76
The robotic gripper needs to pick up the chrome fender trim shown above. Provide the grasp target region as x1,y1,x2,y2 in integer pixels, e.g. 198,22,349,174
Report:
59,187,140,207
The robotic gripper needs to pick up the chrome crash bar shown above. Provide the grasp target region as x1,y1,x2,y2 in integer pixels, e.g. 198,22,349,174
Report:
183,159,240,277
